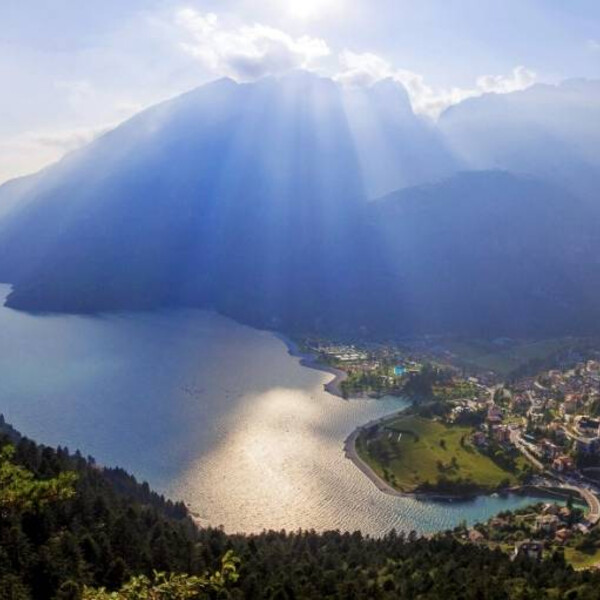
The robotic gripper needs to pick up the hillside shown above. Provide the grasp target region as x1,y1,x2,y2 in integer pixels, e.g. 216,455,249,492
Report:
367,170,600,336
1,419,599,599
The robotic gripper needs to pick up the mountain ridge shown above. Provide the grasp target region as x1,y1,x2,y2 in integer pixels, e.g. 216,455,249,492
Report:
0,74,598,337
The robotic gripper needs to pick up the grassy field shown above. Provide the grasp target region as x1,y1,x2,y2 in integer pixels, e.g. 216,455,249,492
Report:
444,338,575,376
356,416,520,494
564,546,600,569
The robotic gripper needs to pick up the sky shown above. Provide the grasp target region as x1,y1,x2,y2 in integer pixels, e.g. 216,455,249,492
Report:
0,0,599,184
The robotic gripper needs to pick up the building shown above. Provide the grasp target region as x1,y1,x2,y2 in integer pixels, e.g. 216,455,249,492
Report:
487,404,503,424
468,529,485,544
535,514,559,533
512,541,544,561
555,528,572,545
575,416,600,436
575,437,600,455
552,455,575,472
540,440,560,460
492,425,511,444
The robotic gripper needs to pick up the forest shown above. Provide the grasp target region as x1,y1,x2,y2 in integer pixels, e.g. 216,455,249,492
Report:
2,418,600,599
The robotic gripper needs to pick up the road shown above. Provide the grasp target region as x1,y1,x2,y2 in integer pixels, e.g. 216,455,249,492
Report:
510,429,600,525
509,429,545,471
561,484,600,525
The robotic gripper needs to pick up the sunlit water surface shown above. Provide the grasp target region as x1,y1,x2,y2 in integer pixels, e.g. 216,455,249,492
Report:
0,284,539,535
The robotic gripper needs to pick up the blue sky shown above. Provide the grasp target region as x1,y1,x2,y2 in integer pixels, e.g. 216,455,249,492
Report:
1,0,598,183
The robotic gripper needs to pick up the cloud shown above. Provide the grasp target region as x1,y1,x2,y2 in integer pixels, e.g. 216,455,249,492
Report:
334,51,392,87
476,66,536,94
175,8,331,80
173,10,535,117
336,51,536,118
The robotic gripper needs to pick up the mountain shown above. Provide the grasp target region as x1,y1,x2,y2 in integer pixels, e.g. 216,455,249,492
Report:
342,78,458,198
439,79,600,204
0,73,453,330
0,73,598,337
0,74,370,327
368,171,600,336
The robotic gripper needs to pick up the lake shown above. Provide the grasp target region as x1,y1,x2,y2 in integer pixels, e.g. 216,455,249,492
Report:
0,283,540,535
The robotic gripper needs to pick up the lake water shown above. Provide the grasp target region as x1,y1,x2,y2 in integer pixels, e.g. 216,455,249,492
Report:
0,283,540,535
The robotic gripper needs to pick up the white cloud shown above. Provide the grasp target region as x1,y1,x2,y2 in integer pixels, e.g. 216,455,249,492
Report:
336,51,536,118
334,51,392,87
476,66,536,94
175,8,331,80
173,10,535,117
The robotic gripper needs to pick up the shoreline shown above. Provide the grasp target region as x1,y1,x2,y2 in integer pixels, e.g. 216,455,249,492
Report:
343,411,418,499
276,333,348,398
276,332,496,501
274,331,537,504
343,412,532,503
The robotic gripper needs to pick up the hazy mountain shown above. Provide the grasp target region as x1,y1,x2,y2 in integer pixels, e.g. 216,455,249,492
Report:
439,79,600,203
342,78,458,198
368,171,600,336
0,73,374,329
0,74,598,337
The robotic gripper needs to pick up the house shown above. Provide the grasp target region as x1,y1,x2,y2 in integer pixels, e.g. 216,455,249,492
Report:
511,395,530,413
492,425,511,444
468,529,485,544
540,440,560,460
575,416,600,436
575,437,600,455
487,404,503,424
535,514,559,533
512,541,544,561
542,503,560,516
552,455,575,472
576,523,590,535
555,528,572,545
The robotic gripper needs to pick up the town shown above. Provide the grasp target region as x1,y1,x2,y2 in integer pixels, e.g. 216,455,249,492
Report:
300,335,600,566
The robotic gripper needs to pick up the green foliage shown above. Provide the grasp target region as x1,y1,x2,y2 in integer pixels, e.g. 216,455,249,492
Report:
0,444,77,514
83,552,239,599
2,429,600,599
